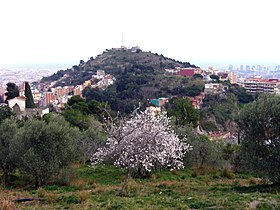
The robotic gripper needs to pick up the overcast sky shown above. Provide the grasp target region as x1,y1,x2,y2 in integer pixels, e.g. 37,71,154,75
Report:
0,0,279,69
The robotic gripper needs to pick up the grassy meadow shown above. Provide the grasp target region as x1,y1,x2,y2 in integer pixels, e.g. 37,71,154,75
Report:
1,164,279,209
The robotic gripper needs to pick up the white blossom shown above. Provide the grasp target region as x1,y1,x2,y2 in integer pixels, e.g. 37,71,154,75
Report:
91,110,191,172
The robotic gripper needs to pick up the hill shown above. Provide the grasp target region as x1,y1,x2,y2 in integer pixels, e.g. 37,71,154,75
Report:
41,47,197,87
42,47,203,115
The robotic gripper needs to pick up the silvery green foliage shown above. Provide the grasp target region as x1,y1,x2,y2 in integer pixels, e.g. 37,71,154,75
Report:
91,110,191,172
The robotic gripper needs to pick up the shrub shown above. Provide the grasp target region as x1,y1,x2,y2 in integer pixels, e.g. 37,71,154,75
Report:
221,167,234,179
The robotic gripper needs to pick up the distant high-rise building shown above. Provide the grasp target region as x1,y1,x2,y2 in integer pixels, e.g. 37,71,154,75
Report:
228,64,233,71
246,65,251,71
256,65,262,71
240,65,244,71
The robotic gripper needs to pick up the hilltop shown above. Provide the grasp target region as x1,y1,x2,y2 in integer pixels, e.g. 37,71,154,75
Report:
41,47,197,86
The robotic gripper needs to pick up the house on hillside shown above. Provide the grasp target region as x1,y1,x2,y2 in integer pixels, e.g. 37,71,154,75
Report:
96,70,105,79
177,68,202,77
188,92,206,109
178,69,195,77
147,98,169,113
149,98,169,107
8,96,26,113
217,72,229,81
204,83,224,94
131,46,140,53
8,95,50,118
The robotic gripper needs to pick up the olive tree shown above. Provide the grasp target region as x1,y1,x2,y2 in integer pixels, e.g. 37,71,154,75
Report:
175,125,224,169
0,119,18,185
91,110,191,196
0,104,15,124
79,118,106,163
13,116,80,187
238,95,280,184
167,98,199,127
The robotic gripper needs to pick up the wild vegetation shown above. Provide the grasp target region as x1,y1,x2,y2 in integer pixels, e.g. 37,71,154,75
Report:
0,94,280,208
41,49,197,87
1,50,279,209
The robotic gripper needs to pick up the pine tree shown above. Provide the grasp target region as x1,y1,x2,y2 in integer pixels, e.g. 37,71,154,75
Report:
24,82,36,108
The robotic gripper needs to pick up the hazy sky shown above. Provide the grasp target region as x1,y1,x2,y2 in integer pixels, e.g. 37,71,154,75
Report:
0,0,279,69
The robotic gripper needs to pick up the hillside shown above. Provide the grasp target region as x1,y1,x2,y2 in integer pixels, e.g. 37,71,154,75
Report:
41,47,197,87
40,47,250,132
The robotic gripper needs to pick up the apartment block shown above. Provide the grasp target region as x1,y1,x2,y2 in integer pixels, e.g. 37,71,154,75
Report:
244,78,280,94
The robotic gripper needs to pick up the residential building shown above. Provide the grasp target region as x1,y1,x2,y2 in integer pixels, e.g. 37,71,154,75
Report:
217,72,229,82
206,67,218,75
96,70,105,79
188,92,205,109
74,85,83,96
177,67,202,77
8,96,26,112
204,83,224,94
244,77,280,94
165,69,178,74
228,71,237,84
44,92,56,106
83,80,91,88
149,98,169,107
147,98,169,113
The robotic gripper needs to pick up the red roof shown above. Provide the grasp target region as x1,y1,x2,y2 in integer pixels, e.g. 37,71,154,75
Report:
178,69,195,77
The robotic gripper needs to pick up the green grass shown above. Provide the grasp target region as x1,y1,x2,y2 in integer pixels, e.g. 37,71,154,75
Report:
1,165,279,209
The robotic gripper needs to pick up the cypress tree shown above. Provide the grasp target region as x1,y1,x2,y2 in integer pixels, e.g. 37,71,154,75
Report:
24,82,36,108
5,82,19,103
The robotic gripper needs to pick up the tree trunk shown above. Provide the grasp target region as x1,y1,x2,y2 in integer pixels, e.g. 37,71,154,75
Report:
35,176,41,188
118,168,131,196
3,171,10,186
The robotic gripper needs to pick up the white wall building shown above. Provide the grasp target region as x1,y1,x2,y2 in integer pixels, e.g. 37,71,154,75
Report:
8,96,26,112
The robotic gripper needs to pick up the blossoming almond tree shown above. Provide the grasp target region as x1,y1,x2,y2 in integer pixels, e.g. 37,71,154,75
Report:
91,110,191,196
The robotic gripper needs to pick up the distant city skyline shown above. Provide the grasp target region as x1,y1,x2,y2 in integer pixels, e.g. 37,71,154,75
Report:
0,0,279,69
2,57,280,71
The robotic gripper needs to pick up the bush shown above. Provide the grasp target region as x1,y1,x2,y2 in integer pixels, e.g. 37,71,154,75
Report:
184,135,225,169
221,167,234,179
